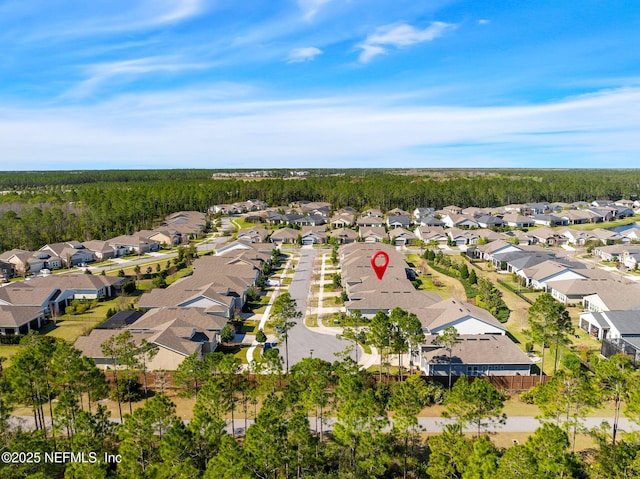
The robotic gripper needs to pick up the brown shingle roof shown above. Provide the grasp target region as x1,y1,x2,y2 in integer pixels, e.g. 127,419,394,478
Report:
422,334,532,366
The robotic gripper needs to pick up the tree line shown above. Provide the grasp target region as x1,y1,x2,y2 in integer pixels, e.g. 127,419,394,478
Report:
2,169,640,251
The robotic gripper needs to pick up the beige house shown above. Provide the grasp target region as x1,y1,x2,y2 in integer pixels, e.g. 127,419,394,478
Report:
74,308,227,371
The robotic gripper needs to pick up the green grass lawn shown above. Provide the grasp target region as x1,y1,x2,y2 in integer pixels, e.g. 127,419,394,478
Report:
218,344,250,363
305,313,318,327
45,319,100,342
562,215,639,231
0,345,24,368
241,320,259,334
416,274,449,298
231,217,258,230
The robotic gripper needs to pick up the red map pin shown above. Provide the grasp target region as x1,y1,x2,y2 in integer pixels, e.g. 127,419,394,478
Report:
370,251,389,280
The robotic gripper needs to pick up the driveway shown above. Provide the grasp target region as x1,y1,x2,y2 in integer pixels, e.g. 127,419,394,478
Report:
283,247,354,366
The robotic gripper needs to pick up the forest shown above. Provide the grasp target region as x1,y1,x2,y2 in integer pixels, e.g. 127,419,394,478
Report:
1,169,640,252
2,332,640,478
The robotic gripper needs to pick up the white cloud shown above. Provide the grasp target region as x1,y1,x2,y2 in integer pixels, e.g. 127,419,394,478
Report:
358,45,387,63
478,19,490,25
62,57,211,99
2,87,640,169
358,22,454,63
297,0,332,21
287,47,323,63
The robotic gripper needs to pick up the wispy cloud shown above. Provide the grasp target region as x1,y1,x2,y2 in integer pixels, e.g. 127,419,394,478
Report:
478,19,491,25
62,57,211,99
287,47,323,63
3,86,640,169
358,22,454,63
298,0,333,21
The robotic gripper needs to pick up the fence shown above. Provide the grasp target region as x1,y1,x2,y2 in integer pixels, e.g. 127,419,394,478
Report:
496,278,534,305
102,371,548,394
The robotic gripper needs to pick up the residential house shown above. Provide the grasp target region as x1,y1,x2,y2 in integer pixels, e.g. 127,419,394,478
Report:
39,241,94,268
386,215,411,229
361,208,383,217
300,226,327,245
359,228,387,243
413,207,435,220
504,204,529,214
0,249,46,275
621,227,640,242
329,214,355,228
421,335,533,377
611,206,635,219
501,214,535,228
525,202,552,215
410,298,506,336
527,227,567,246
579,310,640,341
623,252,640,270
356,216,385,228
415,226,448,247
474,215,504,229
270,228,300,245
500,230,535,245
215,240,272,262
446,228,481,246
82,240,116,261
298,201,331,217
542,266,620,303
462,207,492,216
0,305,46,335
498,249,558,275
388,228,417,246
328,228,358,244
530,214,569,227
570,201,591,209
592,244,640,262
467,239,522,264
442,214,479,229
559,209,600,225
162,211,207,237
586,208,615,222
0,274,124,315
74,308,227,370
386,208,411,217
107,235,160,255
416,216,446,228
237,227,269,243
590,228,625,244
0,283,64,315
582,283,640,313
441,205,463,215
140,229,186,247
138,256,258,318
293,215,326,227
0,260,15,281
520,260,587,290
559,229,601,246
340,243,438,317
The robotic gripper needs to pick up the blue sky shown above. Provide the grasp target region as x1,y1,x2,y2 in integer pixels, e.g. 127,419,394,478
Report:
1,0,640,170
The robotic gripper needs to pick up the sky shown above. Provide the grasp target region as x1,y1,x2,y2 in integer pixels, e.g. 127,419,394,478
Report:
1,0,640,170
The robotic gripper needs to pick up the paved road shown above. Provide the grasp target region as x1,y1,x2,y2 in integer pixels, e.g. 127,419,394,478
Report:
283,247,354,367
10,414,638,436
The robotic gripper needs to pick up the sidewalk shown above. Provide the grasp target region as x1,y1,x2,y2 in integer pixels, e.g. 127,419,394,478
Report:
245,256,293,364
